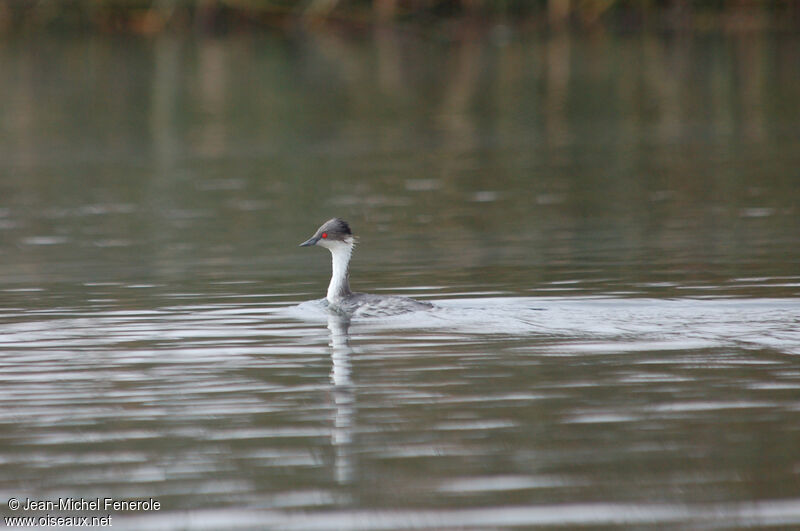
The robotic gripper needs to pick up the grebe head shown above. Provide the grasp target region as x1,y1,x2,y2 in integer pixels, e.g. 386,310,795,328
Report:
300,218,356,303
299,218,354,249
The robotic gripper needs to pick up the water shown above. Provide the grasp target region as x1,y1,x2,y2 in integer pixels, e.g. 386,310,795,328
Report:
1,29,799,529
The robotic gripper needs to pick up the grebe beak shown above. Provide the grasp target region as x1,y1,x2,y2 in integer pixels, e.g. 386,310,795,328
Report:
299,236,319,247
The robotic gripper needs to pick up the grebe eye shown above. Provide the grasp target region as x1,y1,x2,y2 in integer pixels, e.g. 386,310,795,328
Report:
321,232,328,239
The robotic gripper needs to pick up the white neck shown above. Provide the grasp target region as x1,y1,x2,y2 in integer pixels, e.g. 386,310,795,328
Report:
326,240,354,303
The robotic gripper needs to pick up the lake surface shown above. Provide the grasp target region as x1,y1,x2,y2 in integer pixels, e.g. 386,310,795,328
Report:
0,28,799,529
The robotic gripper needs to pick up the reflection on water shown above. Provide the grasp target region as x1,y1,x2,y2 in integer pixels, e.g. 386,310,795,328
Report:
0,28,799,529
1,290,800,529
2,29,798,291
328,314,355,487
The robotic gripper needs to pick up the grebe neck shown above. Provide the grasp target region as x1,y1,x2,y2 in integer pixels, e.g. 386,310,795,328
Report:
327,241,353,303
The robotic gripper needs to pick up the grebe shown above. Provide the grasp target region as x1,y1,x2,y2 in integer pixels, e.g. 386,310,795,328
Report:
299,218,433,316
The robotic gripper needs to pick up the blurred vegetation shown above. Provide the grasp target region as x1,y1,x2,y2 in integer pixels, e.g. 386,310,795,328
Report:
1,0,799,34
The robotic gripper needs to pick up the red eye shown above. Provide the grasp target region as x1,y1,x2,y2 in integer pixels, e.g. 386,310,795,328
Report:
321,232,328,239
